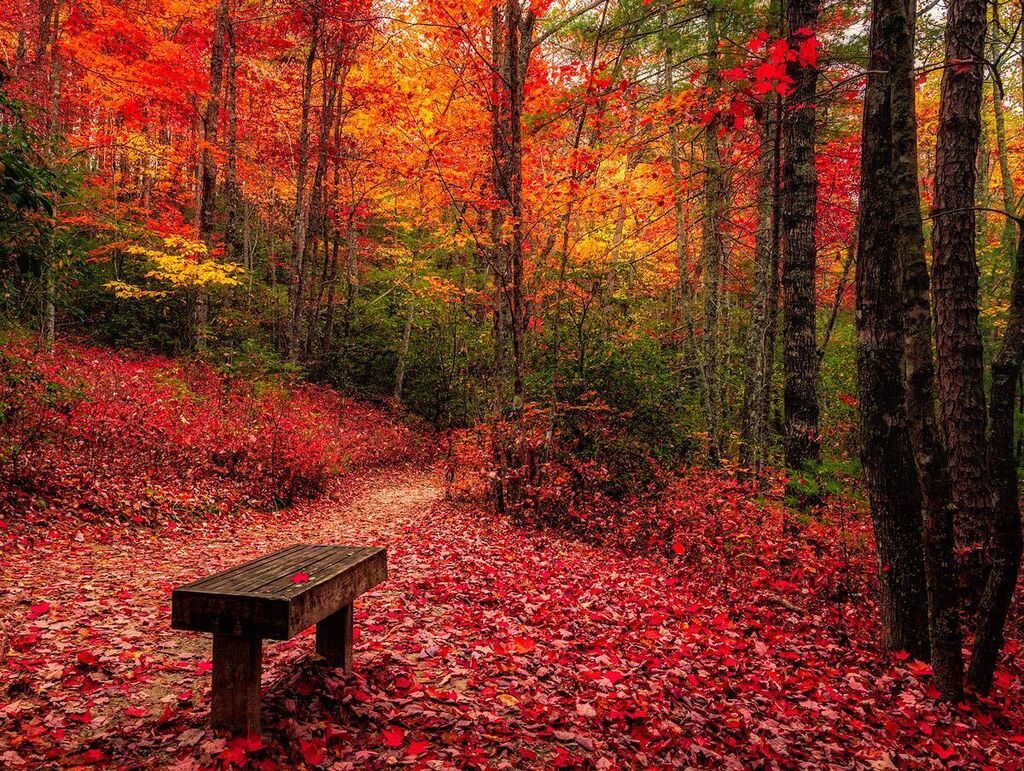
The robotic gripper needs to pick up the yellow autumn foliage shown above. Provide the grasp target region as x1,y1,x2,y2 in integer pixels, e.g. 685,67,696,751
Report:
105,236,244,300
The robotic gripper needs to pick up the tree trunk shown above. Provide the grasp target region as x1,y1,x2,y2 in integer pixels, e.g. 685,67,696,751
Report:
855,0,930,660
224,15,243,264
969,217,1024,693
302,47,342,360
34,0,62,350
930,0,990,596
895,0,964,699
990,5,1016,260
489,1,535,410
700,7,726,460
741,93,781,472
287,14,321,364
394,298,415,402
780,0,821,468
195,0,229,349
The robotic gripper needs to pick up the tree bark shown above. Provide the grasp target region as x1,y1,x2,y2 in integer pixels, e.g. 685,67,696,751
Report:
741,92,781,472
780,0,821,468
894,0,964,699
195,0,229,349
287,13,321,364
302,46,343,360
700,7,726,460
40,0,61,350
969,217,1024,693
489,1,535,410
930,0,990,596
394,298,415,402
224,14,243,264
989,5,1016,260
855,0,930,660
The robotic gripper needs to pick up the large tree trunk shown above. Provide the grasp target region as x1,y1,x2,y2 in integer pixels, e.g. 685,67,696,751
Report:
780,0,821,468
930,0,990,596
894,0,963,699
855,0,930,660
969,218,1024,693
489,0,535,410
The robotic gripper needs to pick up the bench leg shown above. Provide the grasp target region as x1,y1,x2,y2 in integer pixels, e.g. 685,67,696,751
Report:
211,634,262,734
316,603,353,671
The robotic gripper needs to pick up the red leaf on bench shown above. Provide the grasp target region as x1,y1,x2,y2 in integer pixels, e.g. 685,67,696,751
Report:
291,571,310,584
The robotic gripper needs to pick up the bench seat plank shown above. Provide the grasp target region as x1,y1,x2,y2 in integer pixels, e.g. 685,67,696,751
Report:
172,545,386,639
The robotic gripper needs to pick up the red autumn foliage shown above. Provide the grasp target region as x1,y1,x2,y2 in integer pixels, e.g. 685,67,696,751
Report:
0,339,428,528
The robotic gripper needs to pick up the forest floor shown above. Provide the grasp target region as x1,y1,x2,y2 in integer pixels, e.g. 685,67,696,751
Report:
4,463,1024,769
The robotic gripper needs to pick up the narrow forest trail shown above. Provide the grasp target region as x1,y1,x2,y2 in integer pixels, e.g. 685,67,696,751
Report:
4,466,1024,768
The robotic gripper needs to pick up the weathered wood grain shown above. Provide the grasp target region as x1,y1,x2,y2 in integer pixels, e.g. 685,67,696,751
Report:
171,545,386,640
315,603,353,670
211,634,262,734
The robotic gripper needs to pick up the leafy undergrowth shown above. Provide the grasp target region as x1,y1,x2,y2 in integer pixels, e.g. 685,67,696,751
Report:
2,464,1024,769
0,339,428,528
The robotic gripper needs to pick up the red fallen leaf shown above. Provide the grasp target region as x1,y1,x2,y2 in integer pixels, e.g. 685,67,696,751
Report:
552,746,581,768
123,706,147,718
907,660,933,677
69,710,93,724
994,670,1014,689
77,650,99,667
220,733,263,765
603,670,625,685
837,391,859,407
299,738,325,765
82,749,106,764
407,740,429,756
218,745,248,766
196,659,213,673
236,735,264,752
512,636,536,654
28,601,50,619
671,541,684,555
931,742,956,761
382,726,405,748
291,571,310,584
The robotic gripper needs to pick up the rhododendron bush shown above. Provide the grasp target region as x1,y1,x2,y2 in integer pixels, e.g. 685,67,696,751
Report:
0,340,426,523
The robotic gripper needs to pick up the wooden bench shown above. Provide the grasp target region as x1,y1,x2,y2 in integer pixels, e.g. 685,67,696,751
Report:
171,544,387,734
